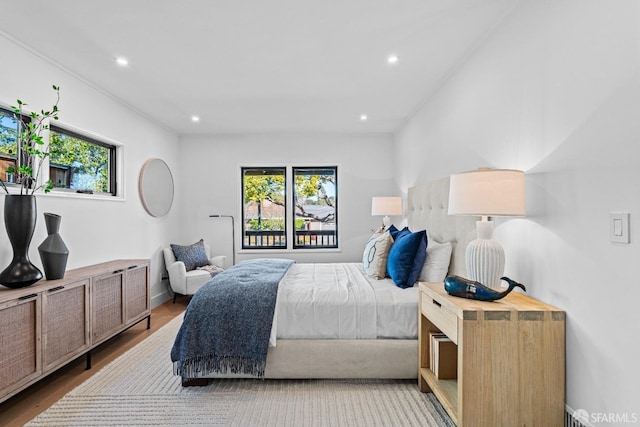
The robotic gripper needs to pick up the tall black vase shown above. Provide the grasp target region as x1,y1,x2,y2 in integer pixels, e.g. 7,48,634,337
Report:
38,212,69,280
0,195,43,288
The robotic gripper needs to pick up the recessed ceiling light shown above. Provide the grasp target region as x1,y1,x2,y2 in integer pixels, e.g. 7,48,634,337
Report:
387,54,399,65
115,57,129,66
191,115,200,123
360,114,368,122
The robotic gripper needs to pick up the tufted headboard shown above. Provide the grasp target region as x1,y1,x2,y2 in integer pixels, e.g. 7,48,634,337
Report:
406,176,477,277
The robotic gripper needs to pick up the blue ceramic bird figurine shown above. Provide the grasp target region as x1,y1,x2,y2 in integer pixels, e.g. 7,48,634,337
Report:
444,275,526,301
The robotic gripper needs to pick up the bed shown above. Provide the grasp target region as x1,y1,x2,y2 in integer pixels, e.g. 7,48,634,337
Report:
172,176,476,382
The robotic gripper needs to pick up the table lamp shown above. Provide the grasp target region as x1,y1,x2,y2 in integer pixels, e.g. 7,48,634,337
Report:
371,197,402,231
448,168,525,289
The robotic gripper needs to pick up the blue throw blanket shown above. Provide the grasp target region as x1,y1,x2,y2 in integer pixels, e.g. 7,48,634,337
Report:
171,258,294,378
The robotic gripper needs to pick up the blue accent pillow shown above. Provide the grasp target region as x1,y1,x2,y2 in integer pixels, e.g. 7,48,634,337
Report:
171,239,209,271
388,225,410,241
394,227,411,241
386,230,428,288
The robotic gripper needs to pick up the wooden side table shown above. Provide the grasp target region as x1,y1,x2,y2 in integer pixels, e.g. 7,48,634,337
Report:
418,281,565,426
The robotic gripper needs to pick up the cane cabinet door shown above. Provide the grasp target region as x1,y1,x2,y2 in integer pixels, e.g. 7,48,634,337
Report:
41,279,90,372
0,293,41,399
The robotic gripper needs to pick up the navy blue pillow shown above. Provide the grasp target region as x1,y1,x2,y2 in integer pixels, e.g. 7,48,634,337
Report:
171,239,209,271
394,227,411,241
388,225,410,241
386,230,428,288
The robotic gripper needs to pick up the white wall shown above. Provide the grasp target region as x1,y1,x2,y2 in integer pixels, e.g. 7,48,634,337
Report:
178,133,397,265
395,0,640,420
0,36,182,306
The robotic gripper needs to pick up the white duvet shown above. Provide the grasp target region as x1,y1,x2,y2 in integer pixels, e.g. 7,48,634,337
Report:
269,263,418,346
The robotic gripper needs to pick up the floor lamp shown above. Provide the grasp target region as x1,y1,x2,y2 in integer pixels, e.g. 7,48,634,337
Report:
210,214,235,266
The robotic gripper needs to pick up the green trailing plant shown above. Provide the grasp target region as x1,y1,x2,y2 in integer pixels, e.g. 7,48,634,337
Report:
0,85,60,195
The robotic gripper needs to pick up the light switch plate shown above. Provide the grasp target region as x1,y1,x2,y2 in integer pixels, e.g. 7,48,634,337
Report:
609,212,630,243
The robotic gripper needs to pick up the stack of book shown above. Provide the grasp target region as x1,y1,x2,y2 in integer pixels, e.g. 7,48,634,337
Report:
428,332,458,379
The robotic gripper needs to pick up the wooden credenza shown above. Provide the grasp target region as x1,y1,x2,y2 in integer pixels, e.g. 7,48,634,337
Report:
0,259,150,403
418,281,565,427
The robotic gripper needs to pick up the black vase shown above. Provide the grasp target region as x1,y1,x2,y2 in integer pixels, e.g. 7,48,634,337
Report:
38,213,69,280
0,195,43,288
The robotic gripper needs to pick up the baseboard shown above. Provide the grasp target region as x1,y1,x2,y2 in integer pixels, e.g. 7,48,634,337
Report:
151,290,171,308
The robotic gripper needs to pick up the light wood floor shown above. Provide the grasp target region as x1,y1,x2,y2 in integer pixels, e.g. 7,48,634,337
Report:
0,297,188,427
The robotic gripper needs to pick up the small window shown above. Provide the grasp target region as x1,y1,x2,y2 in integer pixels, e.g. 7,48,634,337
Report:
242,167,286,249
48,126,117,195
0,107,20,184
293,167,338,248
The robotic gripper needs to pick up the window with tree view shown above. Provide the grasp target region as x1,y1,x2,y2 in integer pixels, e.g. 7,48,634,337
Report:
242,167,287,249
49,126,116,195
241,166,338,250
293,167,337,248
0,107,20,184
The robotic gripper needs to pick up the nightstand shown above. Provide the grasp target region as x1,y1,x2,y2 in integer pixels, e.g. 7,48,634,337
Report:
418,281,565,426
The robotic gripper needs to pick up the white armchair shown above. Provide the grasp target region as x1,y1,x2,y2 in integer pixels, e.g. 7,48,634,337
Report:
163,243,226,303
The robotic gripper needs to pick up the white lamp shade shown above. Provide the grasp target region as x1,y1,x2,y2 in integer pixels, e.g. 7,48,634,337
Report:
448,169,525,217
371,197,402,216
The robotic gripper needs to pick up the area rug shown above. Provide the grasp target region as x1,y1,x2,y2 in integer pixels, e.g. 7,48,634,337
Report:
27,314,454,427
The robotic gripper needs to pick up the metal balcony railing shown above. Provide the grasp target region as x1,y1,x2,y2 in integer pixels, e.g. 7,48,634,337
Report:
243,230,337,249
243,230,286,248
293,230,337,248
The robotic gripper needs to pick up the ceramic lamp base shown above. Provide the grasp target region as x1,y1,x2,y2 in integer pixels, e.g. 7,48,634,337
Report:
465,220,505,290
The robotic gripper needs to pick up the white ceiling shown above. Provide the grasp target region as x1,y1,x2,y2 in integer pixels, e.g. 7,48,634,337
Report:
0,1,517,135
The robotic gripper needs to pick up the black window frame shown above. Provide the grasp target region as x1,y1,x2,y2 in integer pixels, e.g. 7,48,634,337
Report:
241,166,287,249
49,124,118,196
292,166,338,249
0,106,29,187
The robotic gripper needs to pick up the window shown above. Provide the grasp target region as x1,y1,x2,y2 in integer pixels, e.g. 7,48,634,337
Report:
293,166,338,248
241,165,338,250
48,126,117,195
242,167,287,249
1,106,118,196
0,107,21,184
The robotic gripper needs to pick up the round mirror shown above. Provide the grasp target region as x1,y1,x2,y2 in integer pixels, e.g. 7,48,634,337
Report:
139,158,174,217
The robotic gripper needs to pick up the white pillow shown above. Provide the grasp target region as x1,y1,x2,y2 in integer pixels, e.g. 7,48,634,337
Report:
418,240,452,282
362,231,393,279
